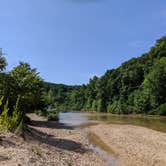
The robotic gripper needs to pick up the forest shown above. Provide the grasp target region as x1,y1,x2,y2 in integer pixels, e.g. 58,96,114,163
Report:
0,55,58,133
45,36,166,115
0,36,165,133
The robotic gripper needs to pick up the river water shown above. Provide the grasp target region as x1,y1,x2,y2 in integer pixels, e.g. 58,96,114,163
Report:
59,112,166,165
59,112,166,132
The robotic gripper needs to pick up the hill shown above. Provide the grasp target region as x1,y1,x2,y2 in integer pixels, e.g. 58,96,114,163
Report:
47,36,166,115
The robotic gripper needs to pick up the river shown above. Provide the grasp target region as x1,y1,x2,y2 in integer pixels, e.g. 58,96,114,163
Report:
59,112,166,133
59,112,166,165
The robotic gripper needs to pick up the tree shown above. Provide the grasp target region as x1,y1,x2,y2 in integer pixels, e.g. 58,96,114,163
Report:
0,49,7,71
44,89,55,106
9,62,45,113
92,100,97,112
42,36,166,116
142,57,166,109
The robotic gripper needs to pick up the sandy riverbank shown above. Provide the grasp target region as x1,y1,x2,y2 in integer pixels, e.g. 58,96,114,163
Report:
0,114,106,166
1,114,166,166
89,124,166,166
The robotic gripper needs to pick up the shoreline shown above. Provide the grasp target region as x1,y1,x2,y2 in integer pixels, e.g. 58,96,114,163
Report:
61,111,166,119
0,114,106,166
1,114,166,166
89,124,166,166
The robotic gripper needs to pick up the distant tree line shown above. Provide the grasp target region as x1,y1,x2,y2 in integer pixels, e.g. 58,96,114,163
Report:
45,36,166,115
1,36,165,133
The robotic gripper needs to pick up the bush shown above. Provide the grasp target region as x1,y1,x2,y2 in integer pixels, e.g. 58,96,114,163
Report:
107,101,122,114
120,104,134,114
47,106,59,121
0,97,23,132
153,103,166,116
148,109,158,115
92,100,97,112
47,112,59,121
107,104,112,113
97,99,105,112
35,110,47,116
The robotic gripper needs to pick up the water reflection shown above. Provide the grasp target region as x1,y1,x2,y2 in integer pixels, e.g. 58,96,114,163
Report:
59,112,91,126
90,114,166,133
60,112,166,133
59,112,166,165
88,132,117,166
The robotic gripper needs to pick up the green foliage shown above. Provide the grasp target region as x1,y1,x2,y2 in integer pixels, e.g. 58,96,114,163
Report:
46,105,59,121
151,103,166,116
14,119,24,135
45,36,166,116
0,36,165,131
0,97,22,132
0,50,7,71
92,100,97,112
0,99,9,129
44,89,55,106
0,52,51,133
9,97,22,131
133,90,151,114
96,99,105,112
9,62,46,113
142,57,166,107
107,104,112,113
47,110,59,121
108,101,122,114
85,97,93,110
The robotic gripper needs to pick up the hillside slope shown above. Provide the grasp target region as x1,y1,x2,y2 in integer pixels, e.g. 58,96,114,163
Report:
46,36,166,115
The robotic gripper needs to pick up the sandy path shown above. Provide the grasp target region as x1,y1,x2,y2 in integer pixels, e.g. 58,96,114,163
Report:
89,124,166,166
0,114,106,166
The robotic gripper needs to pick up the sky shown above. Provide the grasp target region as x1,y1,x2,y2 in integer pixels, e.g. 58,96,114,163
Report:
0,0,166,85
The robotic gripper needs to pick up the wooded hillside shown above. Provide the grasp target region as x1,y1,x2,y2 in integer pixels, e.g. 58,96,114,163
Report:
46,36,166,115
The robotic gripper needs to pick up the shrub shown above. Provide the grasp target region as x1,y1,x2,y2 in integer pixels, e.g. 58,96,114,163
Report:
47,112,59,121
92,100,97,112
47,106,59,121
107,104,112,113
97,99,105,112
154,103,166,116
35,110,47,116
0,97,23,132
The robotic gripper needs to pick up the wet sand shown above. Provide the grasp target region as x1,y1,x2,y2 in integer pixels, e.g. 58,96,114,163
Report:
89,124,166,166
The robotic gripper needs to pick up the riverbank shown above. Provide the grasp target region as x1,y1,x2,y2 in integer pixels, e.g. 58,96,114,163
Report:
0,114,106,166
1,113,166,166
89,124,166,166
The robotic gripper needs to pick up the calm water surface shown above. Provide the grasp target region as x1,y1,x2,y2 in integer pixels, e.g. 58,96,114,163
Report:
59,112,166,133
59,112,166,166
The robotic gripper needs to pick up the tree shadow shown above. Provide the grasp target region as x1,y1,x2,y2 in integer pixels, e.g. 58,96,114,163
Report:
30,120,73,130
0,137,16,148
0,155,9,161
25,127,88,154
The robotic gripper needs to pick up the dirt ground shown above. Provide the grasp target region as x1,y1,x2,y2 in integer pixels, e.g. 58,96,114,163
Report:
0,114,106,166
1,114,166,166
89,124,166,166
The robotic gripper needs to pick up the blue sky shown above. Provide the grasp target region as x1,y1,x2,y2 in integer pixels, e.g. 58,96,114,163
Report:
0,0,166,85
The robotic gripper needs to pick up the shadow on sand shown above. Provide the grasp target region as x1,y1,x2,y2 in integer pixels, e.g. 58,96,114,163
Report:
30,120,73,130
25,119,88,154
